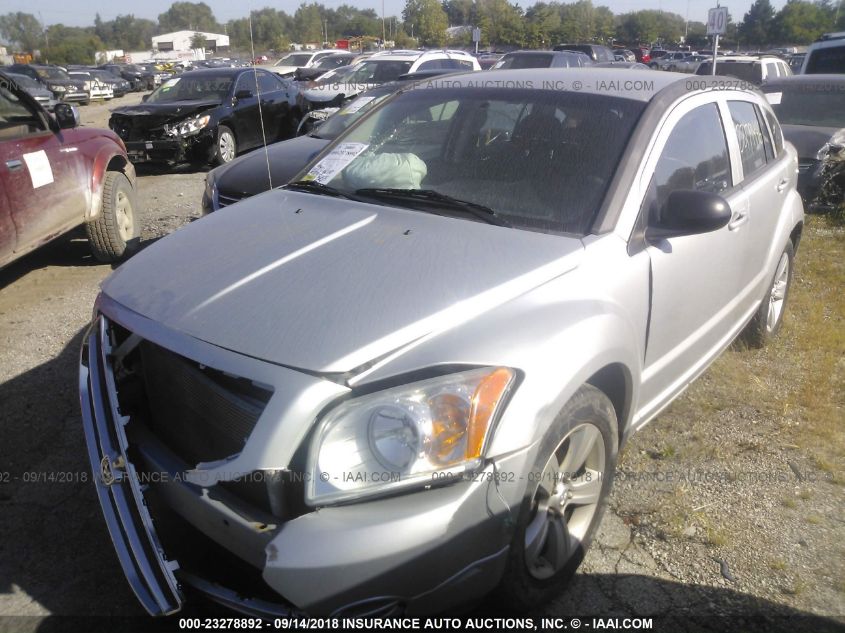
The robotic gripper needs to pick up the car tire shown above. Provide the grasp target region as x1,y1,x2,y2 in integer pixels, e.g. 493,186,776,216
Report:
213,125,237,165
85,171,140,263
740,240,794,348
495,384,618,611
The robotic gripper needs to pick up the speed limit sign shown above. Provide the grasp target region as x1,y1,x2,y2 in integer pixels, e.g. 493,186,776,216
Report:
707,6,729,35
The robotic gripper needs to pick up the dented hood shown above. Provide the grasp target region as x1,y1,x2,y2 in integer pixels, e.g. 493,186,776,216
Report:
101,191,583,373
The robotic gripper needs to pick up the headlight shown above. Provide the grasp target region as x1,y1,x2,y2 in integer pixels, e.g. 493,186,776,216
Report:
165,114,211,137
52,85,67,92
306,367,515,505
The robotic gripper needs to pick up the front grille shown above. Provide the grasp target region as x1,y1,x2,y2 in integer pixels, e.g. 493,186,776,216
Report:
217,191,251,208
138,340,272,466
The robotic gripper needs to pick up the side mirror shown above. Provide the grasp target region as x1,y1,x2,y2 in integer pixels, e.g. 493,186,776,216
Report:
647,189,732,240
141,94,149,102
234,89,253,101
53,103,80,130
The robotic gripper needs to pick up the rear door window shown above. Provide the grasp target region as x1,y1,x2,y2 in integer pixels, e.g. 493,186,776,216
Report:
728,101,769,180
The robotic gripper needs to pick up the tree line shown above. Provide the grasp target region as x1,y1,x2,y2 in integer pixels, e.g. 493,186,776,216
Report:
1,0,843,65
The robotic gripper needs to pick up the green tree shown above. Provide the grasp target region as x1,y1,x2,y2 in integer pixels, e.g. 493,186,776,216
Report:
45,24,104,64
0,12,43,53
739,0,776,46
524,2,561,48
294,3,324,43
476,0,524,47
157,2,220,33
403,0,448,46
190,32,207,48
771,0,836,44
616,10,684,44
442,0,475,26
94,14,157,51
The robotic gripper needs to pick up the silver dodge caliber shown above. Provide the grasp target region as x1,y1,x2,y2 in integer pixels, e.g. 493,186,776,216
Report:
80,69,804,617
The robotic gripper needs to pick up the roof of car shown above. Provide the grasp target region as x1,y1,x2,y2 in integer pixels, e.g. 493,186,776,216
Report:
762,73,845,89
504,50,586,57
369,49,476,62
178,67,259,77
414,68,688,102
710,55,783,63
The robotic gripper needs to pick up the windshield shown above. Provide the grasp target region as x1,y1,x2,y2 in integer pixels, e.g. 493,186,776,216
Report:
277,53,312,67
35,67,69,80
342,60,414,84
9,74,38,89
699,61,762,84
493,54,554,70
769,87,845,127
313,65,359,85
314,91,395,139
299,86,644,235
145,74,233,103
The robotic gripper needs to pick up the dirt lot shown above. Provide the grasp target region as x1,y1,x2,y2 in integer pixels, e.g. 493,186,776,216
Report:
0,94,842,632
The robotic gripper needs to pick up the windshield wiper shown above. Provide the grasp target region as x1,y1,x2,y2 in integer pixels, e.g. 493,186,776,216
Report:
285,180,362,201
354,188,511,227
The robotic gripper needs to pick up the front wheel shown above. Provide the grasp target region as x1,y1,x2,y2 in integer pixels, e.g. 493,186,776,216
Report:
213,125,237,165
496,385,618,610
740,240,794,348
85,171,140,262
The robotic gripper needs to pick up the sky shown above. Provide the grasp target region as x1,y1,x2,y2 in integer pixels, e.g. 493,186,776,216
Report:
5,0,792,28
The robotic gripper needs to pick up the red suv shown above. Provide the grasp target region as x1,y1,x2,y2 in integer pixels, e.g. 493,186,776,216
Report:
0,70,140,268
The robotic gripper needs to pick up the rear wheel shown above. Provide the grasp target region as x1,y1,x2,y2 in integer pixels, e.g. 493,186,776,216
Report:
86,171,140,262
496,385,618,610
214,125,236,165
740,240,794,348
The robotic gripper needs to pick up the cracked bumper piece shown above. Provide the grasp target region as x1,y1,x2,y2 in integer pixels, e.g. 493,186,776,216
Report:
124,133,213,164
80,312,523,616
79,318,183,615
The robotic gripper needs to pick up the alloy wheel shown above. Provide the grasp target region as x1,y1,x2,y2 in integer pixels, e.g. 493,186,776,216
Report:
766,251,790,333
524,422,606,580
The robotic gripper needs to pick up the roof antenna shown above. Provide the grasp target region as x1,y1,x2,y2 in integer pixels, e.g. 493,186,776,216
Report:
249,9,273,191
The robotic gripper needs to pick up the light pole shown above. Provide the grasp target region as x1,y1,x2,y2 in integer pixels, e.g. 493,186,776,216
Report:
382,0,386,48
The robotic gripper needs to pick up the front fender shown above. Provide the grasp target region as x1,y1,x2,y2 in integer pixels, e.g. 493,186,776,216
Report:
352,270,645,464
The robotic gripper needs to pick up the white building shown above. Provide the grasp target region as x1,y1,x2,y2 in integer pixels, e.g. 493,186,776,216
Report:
151,30,230,54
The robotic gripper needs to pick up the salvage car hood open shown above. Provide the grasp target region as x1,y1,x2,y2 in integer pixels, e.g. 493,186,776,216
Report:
101,191,583,373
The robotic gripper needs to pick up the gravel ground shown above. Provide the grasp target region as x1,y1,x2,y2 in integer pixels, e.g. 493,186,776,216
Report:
0,94,842,632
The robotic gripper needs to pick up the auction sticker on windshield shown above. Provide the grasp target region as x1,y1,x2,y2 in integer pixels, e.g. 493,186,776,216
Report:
303,142,369,184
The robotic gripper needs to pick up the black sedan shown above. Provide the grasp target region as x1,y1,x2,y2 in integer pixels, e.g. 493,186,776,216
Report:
202,70,455,212
110,68,298,167
763,74,845,209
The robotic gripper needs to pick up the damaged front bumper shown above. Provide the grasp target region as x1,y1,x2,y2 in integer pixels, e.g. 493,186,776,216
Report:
79,303,524,617
124,131,214,164
79,316,183,615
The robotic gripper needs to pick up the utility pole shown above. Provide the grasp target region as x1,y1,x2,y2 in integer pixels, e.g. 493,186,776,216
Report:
382,0,386,48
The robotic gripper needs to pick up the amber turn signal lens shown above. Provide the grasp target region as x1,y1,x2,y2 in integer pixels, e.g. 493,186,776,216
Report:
467,368,514,459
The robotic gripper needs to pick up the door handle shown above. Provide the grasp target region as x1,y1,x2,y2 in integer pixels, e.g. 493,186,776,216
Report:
776,178,788,193
6,159,22,172
728,210,748,230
